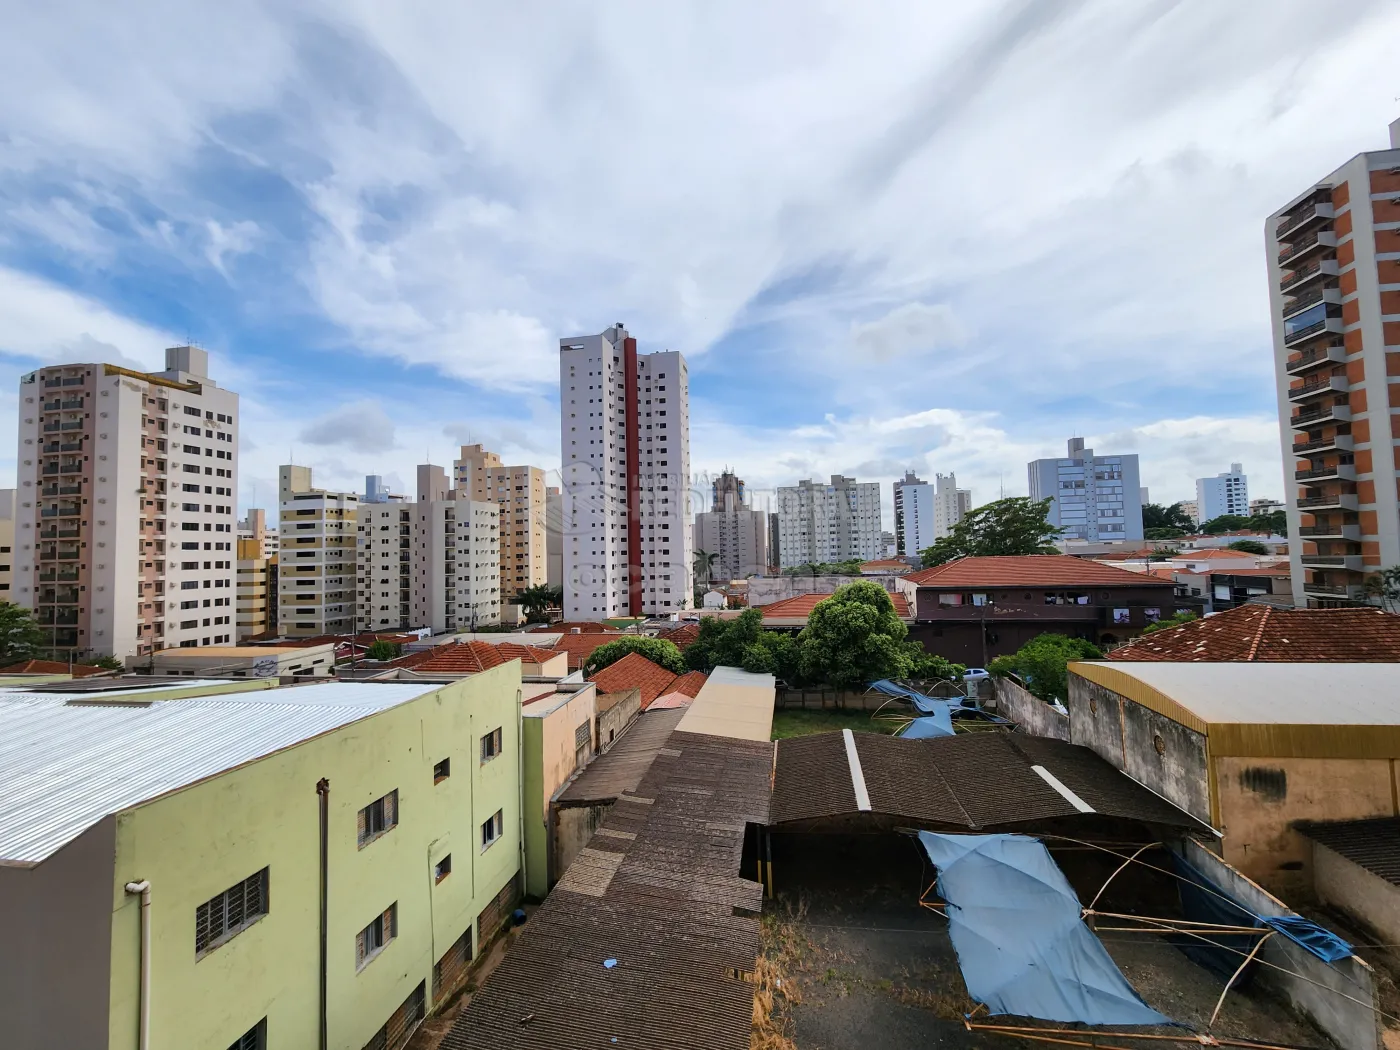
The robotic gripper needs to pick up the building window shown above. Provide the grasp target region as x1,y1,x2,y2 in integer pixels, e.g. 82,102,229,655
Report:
195,868,269,957
481,810,504,851
225,1019,266,1050
356,903,397,970
357,790,398,848
434,854,453,883
433,758,451,783
480,727,503,762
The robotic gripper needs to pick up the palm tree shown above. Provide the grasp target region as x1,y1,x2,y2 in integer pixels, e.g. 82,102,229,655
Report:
516,583,562,622
694,549,719,590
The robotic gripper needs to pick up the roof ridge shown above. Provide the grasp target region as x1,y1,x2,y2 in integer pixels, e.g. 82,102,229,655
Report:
1243,604,1272,662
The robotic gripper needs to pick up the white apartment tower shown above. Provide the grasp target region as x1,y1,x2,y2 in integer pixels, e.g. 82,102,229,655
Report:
1196,464,1250,522
1028,438,1144,543
559,324,693,618
932,472,972,542
278,465,358,638
892,470,930,556
776,475,882,568
693,471,769,582
1268,119,1400,607
13,347,239,659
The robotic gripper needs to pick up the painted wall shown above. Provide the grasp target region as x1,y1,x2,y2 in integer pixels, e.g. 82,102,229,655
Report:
992,676,1069,741
105,667,523,1050
1314,841,1400,957
598,690,640,752
1215,755,1394,897
553,803,610,884
0,817,115,1050
521,684,595,898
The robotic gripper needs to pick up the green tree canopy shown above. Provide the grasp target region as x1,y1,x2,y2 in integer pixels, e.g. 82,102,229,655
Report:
1226,539,1270,555
988,633,1102,703
365,640,401,661
0,602,44,666
795,581,914,689
514,583,562,622
583,635,686,677
1200,514,1252,535
1140,610,1199,635
1144,527,1186,540
920,497,1062,567
1364,567,1400,614
684,608,800,680
782,559,865,576
1142,502,1196,532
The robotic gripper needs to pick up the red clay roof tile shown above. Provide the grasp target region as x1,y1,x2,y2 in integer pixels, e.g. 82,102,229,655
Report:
1109,605,1400,662
588,652,686,708
758,591,911,620
904,555,1173,589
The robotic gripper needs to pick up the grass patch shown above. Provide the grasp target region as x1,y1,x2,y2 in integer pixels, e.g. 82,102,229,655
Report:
770,708,903,740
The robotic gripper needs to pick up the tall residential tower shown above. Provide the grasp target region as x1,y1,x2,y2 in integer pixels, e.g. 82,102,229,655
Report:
1196,464,1250,522
693,471,769,582
1028,438,1143,543
775,475,882,568
559,324,693,618
1268,119,1400,607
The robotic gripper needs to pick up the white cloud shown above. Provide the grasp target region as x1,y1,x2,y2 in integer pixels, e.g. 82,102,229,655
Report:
204,219,261,276
299,399,397,454
850,302,963,362
0,266,172,370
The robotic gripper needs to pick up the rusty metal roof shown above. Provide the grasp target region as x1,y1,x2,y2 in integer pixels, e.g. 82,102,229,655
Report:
442,729,773,1050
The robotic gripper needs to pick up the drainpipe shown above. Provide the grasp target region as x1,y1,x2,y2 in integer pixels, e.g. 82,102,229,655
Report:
124,880,151,1050
316,778,330,1050
516,688,526,897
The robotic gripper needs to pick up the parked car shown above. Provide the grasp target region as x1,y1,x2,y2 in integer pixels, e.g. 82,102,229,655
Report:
962,667,990,683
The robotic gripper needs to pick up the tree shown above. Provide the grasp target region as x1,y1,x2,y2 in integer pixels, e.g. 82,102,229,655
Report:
988,633,1102,703
782,559,864,576
1141,610,1198,635
1143,502,1195,532
1227,539,1270,555
0,602,44,666
905,646,965,682
365,640,401,661
1364,567,1400,613
920,497,1062,567
583,636,686,676
515,583,562,622
796,581,915,689
1200,514,1252,535
1144,527,1186,540
1249,509,1287,535
694,549,719,589
684,609,802,681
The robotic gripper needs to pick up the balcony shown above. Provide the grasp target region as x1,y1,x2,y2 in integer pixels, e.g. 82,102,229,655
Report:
1278,229,1337,265
1277,200,1335,240
1301,554,1364,571
1295,463,1356,482
1292,432,1353,454
1299,523,1360,540
1303,582,1364,599
1279,258,1339,294
1282,286,1342,320
1291,403,1351,429
1288,374,1349,401
1297,493,1359,511
1284,314,1344,347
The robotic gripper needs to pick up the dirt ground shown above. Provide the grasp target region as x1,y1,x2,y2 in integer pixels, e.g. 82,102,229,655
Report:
756,833,1332,1050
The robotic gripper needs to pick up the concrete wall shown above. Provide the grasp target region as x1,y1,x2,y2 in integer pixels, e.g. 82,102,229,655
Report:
1067,674,1211,826
1216,755,1395,898
993,676,1069,741
0,817,115,1050
553,804,610,885
1176,838,1383,1050
598,689,640,752
106,668,523,1050
522,686,596,898
1314,841,1400,959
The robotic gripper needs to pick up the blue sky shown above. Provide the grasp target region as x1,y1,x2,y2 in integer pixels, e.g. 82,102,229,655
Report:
2,1,1399,522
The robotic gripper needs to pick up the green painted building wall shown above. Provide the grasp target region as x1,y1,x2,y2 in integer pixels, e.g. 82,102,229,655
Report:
104,666,523,1050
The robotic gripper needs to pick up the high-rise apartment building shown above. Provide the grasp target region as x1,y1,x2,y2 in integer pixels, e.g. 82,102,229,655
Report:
776,475,882,568
1268,119,1400,607
0,489,14,599
559,324,693,618
235,511,278,640
278,465,358,638
454,444,548,601
362,474,404,504
13,347,239,659
1179,500,1200,525
893,470,929,556
546,486,563,590
933,472,972,542
358,494,501,633
694,471,769,582
1196,464,1250,522
237,508,278,557
1028,438,1143,543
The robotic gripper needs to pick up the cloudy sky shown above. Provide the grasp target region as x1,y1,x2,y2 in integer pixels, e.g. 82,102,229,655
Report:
2,1,1398,522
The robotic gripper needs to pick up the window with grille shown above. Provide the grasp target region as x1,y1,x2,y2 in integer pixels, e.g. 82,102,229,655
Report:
195,868,268,957
225,1019,265,1050
432,928,474,1004
432,758,451,783
481,810,503,851
356,903,397,970
357,790,398,848
480,727,502,762
361,980,425,1050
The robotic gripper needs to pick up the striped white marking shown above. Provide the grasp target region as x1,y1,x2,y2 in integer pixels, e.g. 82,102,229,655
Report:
1032,765,1095,813
843,728,872,811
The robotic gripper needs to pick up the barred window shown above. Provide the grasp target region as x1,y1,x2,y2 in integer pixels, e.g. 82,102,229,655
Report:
481,810,503,851
195,868,268,956
357,790,398,848
480,727,502,762
226,1019,265,1050
356,903,397,970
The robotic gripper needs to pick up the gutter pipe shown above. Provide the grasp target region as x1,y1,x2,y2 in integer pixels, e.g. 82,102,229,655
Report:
123,880,152,1050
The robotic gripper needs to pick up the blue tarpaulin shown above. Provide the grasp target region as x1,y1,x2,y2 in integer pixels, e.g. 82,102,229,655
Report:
899,708,955,738
919,832,1169,1026
869,679,967,715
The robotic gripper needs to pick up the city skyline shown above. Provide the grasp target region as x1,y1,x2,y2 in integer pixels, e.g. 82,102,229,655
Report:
2,4,1390,527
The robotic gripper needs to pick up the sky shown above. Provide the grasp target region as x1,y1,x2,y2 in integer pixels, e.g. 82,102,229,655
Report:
2,1,1398,525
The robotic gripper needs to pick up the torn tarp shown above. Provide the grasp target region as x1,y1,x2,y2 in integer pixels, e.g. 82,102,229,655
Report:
919,832,1168,1026
899,704,955,738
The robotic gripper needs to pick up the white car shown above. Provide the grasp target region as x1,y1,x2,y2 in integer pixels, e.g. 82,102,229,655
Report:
962,667,990,682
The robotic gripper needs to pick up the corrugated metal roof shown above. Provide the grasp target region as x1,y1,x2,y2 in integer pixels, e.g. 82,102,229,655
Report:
1300,818,1400,886
0,682,439,864
674,666,775,741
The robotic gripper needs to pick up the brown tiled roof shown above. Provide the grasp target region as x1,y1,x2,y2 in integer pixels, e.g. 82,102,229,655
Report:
588,652,686,708
667,670,708,698
406,640,511,674
860,559,909,571
1109,605,1400,662
443,728,772,1050
758,591,912,620
656,621,701,651
769,731,1196,830
547,633,618,671
0,659,108,678
904,554,1171,589
1175,548,1255,560
1299,818,1400,885
491,641,561,663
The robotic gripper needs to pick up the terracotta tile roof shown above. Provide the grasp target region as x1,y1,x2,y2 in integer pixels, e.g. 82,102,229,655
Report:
667,670,709,698
1175,548,1255,560
547,633,618,671
904,554,1171,588
1109,605,1400,662
0,659,108,678
588,652,688,708
407,640,511,674
656,621,701,651
1205,567,1291,577
758,591,911,620
490,641,562,663
860,559,909,571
